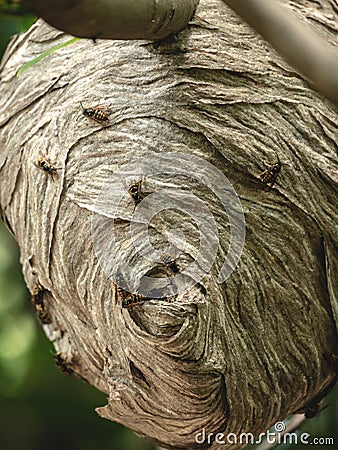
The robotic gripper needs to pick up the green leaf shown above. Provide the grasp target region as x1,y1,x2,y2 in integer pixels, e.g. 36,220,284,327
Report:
16,36,79,76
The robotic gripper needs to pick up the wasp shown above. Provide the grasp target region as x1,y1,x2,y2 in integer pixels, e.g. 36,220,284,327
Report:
128,178,144,207
121,292,146,309
161,253,179,274
117,285,146,309
116,284,133,307
114,274,146,309
31,283,44,307
30,283,52,324
259,153,281,187
80,101,111,126
53,352,74,375
35,156,59,181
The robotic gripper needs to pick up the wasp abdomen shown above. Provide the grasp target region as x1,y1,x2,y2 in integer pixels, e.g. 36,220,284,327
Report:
80,102,111,125
84,108,108,123
30,283,52,324
259,153,281,187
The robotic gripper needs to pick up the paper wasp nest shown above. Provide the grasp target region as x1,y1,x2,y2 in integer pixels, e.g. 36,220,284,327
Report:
0,1,337,448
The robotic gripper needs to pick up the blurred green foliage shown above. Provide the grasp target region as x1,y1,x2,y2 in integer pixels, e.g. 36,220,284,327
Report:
0,1,35,56
0,4,337,450
0,223,155,450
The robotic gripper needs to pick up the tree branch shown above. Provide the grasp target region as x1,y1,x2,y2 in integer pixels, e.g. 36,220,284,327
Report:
27,0,199,40
28,0,338,104
221,0,338,105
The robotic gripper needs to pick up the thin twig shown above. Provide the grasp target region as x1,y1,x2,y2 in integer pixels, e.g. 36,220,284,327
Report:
221,0,338,105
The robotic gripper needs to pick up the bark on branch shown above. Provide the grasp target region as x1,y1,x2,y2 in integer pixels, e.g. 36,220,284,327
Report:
27,0,200,40
0,0,337,448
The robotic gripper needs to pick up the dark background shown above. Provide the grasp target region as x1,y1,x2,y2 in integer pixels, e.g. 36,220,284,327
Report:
0,2,336,449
